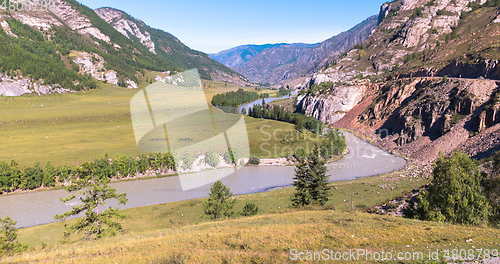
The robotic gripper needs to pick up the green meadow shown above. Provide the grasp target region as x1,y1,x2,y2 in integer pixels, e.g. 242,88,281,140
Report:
0,82,318,166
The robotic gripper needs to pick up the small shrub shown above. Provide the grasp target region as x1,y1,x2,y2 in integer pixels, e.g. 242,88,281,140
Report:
436,9,455,16
308,82,333,95
247,157,260,166
180,154,195,171
204,152,219,168
204,181,235,219
223,150,237,165
412,7,424,18
0,217,26,256
404,152,492,225
425,0,436,6
241,202,259,216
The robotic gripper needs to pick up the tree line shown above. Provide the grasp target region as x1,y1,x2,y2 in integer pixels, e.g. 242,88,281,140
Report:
248,104,324,134
0,153,175,194
211,89,268,112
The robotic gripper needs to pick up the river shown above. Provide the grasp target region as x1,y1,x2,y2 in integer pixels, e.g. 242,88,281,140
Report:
238,91,296,113
0,131,406,228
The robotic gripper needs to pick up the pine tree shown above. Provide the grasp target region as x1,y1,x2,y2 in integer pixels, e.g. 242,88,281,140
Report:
0,217,25,256
308,148,330,205
291,153,313,207
203,181,235,219
55,175,128,240
291,147,330,207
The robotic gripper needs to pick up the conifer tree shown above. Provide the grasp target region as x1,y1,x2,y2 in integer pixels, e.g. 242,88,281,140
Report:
55,175,128,240
204,181,235,219
291,147,330,207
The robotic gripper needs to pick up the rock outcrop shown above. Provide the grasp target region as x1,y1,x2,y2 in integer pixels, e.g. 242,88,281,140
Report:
0,73,69,96
0,0,249,97
95,7,156,53
69,51,137,88
70,51,118,85
49,0,111,43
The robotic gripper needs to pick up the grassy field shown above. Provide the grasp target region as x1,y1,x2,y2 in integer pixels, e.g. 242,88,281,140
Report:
7,173,499,263
0,82,312,166
269,97,296,112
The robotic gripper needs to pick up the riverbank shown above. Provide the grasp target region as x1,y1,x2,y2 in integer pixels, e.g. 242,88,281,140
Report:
8,171,500,264
16,171,425,247
0,132,405,228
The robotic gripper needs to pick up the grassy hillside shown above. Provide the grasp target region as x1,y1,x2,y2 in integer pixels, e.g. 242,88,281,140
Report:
0,82,313,166
7,174,499,263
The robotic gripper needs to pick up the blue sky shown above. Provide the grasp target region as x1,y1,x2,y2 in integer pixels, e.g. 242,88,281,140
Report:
79,0,387,54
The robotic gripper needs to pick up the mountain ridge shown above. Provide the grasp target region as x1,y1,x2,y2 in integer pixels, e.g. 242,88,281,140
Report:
0,0,249,96
211,15,378,85
209,43,319,68
296,0,499,165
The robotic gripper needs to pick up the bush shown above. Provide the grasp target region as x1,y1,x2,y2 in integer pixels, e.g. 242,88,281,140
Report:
307,82,334,95
241,202,259,216
0,153,176,194
412,7,424,18
0,217,25,256
481,152,499,226
404,152,492,225
223,150,237,165
180,154,196,171
203,181,235,219
247,157,260,166
204,152,219,168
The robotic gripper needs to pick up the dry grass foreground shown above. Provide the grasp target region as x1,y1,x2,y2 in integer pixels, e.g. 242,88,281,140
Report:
5,210,499,264
5,174,499,264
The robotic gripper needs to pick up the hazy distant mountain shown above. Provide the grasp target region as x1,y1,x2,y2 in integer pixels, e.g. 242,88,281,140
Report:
210,43,318,69
211,16,378,85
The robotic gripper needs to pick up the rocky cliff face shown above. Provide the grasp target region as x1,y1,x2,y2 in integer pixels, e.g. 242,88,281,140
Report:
296,0,499,164
211,16,378,85
0,73,69,96
95,7,155,53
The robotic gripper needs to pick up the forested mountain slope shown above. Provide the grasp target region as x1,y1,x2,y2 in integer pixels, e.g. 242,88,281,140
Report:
0,0,248,96
296,0,499,164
